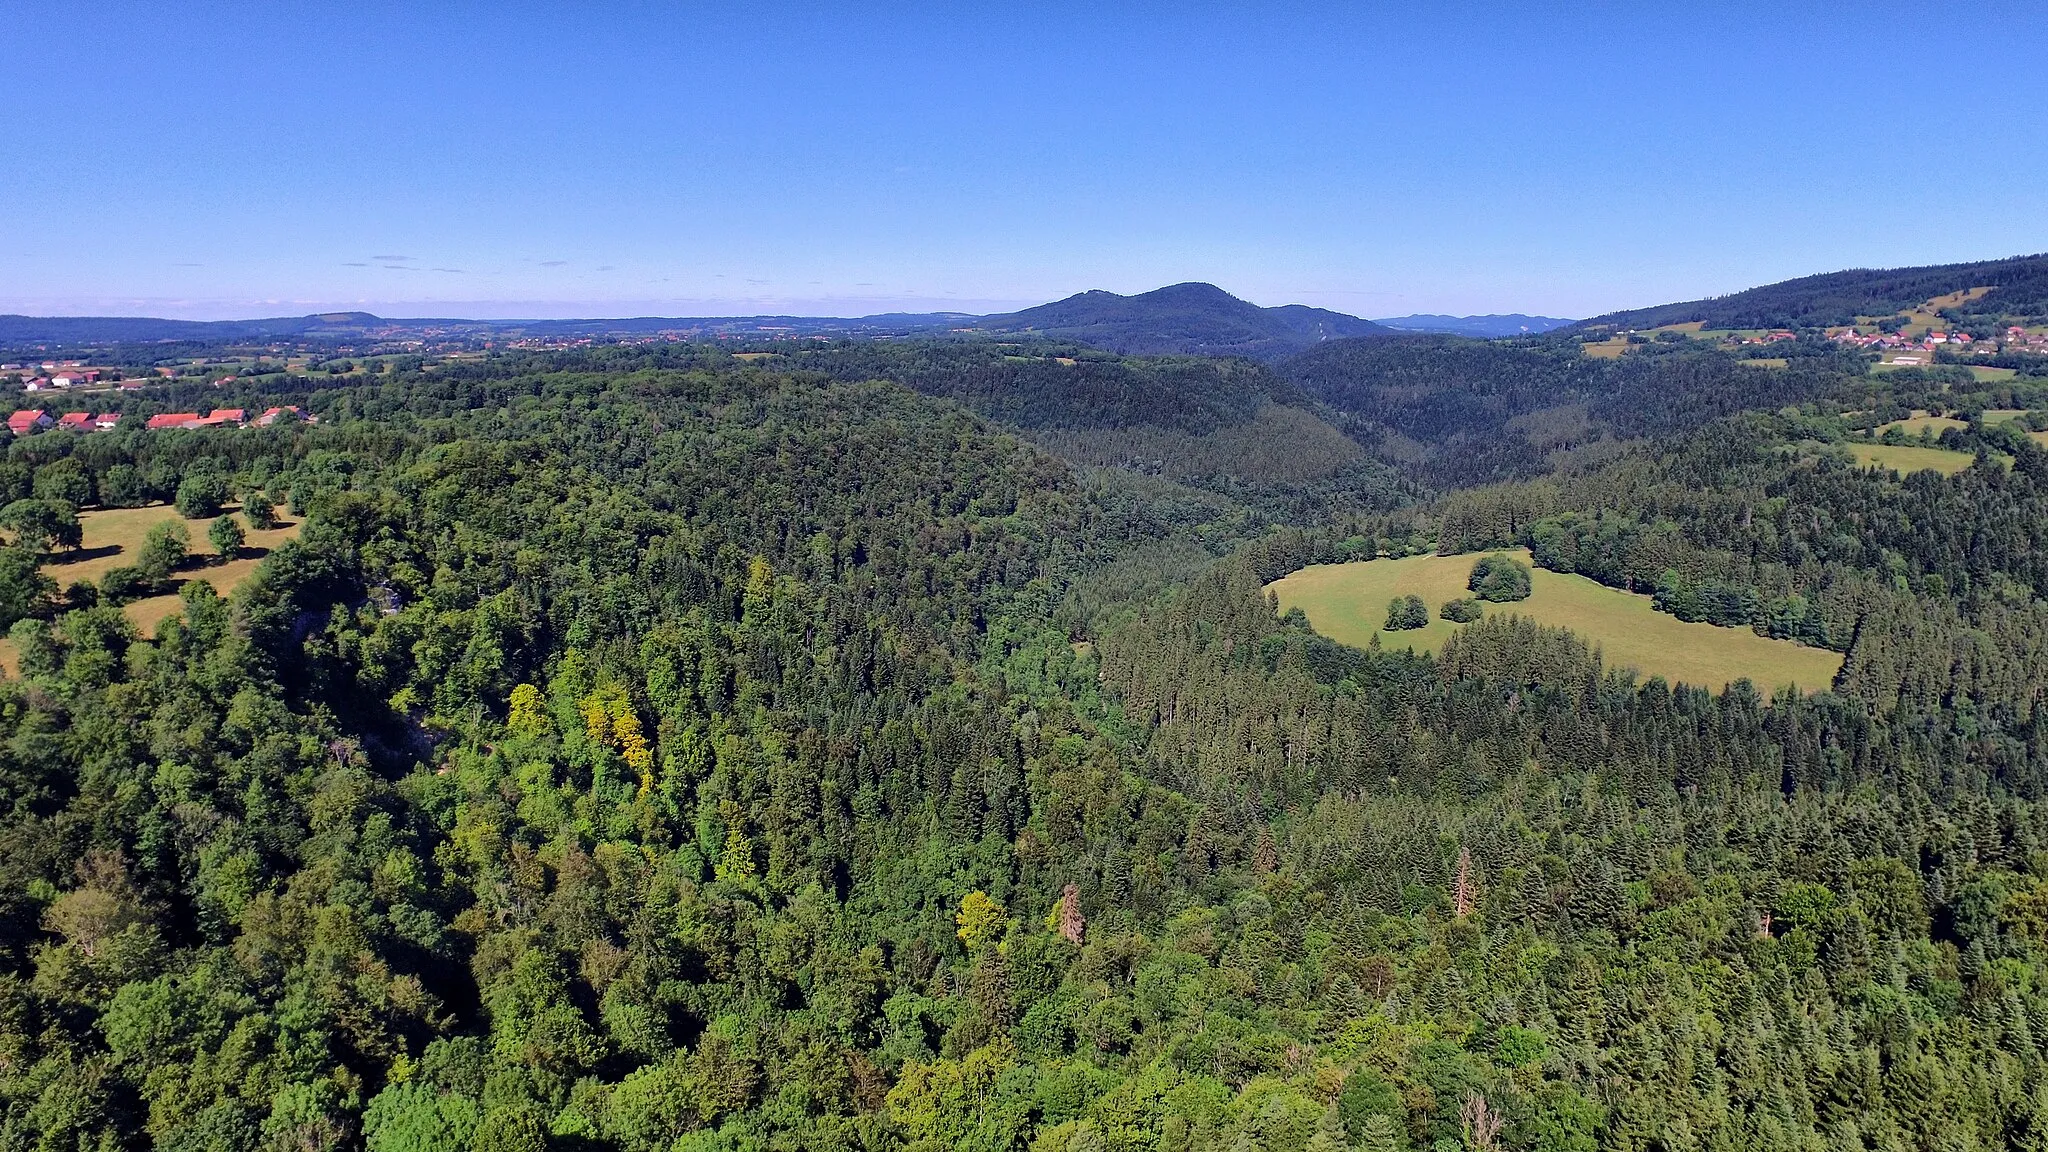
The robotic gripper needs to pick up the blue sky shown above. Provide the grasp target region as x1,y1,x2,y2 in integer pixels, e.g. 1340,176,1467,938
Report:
4,2,2045,320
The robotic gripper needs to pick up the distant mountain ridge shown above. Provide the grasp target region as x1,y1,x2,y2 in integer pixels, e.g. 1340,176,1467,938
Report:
1577,252,2048,331
0,310,975,347
1374,313,1576,337
1,284,1389,360
970,283,1389,360
0,311,419,344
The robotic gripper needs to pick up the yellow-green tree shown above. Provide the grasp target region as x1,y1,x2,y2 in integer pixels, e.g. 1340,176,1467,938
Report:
716,798,756,882
956,890,1004,953
507,683,549,739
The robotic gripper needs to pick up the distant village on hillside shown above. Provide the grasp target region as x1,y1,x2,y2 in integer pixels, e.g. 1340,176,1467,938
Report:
3,405,308,437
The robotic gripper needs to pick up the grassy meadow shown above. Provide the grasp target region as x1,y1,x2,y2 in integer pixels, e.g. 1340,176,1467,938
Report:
1985,409,2048,447
1268,549,1843,693
1853,442,1979,476
1,503,299,674
1877,412,1968,437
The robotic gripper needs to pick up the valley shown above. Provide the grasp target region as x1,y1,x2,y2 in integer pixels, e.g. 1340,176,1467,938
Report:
0,253,2043,1152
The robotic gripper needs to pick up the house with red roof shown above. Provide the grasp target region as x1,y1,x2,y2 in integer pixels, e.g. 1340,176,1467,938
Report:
7,410,52,436
196,408,245,426
255,405,306,426
57,412,93,431
94,412,120,430
146,412,203,430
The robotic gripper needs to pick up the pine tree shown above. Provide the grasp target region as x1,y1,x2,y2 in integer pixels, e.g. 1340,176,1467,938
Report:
1253,827,1279,873
1057,881,1085,945
1453,846,1476,919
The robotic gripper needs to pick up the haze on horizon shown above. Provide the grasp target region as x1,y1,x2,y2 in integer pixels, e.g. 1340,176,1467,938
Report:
4,2,2045,323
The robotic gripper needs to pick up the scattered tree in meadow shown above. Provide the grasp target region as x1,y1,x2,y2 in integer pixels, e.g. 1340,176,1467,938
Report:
207,513,245,559
0,498,81,553
243,489,277,529
134,519,188,580
174,472,230,519
1468,552,1531,601
1440,596,1482,622
1384,594,1429,629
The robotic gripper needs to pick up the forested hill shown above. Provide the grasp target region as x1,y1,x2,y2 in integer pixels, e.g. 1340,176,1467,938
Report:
764,341,1299,433
730,341,1389,494
1577,252,2048,331
973,283,1389,359
1275,333,1860,486
0,348,2045,1151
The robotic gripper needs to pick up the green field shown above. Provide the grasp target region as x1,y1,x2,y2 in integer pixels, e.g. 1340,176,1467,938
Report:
1982,409,2048,446
1853,442,1978,476
1877,412,1967,437
1268,550,1843,693
0,503,299,674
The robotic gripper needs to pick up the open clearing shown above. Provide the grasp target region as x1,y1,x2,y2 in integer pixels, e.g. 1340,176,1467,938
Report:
41,503,299,587
1878,412,1967,437
1983,410,2048,446
1268,549,1843,693
1853,442,1978,475
1,504,300,675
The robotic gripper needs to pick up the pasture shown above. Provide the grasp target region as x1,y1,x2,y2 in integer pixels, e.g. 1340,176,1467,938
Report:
1877,412,1967,437
2,503,299,674
1852,442,1978,476
1267,550,1843,693
1984,409,2048,446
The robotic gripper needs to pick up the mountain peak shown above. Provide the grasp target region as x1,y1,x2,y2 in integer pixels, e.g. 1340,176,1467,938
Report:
975,284,1386,359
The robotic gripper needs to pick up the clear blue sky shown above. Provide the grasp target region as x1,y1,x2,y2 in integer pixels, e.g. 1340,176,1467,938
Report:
5,2,2045,320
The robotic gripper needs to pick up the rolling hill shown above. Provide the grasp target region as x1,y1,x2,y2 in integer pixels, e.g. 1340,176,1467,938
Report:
1374,313,1576,337
971,282,1389,359
0,310,970,347
1576,252,2048,331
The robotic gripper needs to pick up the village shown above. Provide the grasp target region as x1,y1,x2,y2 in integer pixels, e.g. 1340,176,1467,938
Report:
2,404,308,437
1826,323,2048,359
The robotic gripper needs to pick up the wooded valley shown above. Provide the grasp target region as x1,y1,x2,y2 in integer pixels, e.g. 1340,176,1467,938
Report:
0,313,2042,1152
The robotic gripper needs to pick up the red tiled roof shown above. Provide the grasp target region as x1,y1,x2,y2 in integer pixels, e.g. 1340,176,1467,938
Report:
146,412,202,429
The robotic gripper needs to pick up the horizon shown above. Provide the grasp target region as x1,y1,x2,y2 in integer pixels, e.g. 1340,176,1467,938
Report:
0,282,1587,326
6,3,2046,322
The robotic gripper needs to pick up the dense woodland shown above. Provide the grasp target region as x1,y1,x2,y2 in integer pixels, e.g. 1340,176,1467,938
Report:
0,332,2041,1152
1577,253,2048,332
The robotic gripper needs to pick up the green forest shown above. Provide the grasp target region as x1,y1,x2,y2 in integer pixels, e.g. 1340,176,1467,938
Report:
0,332,2044,1152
